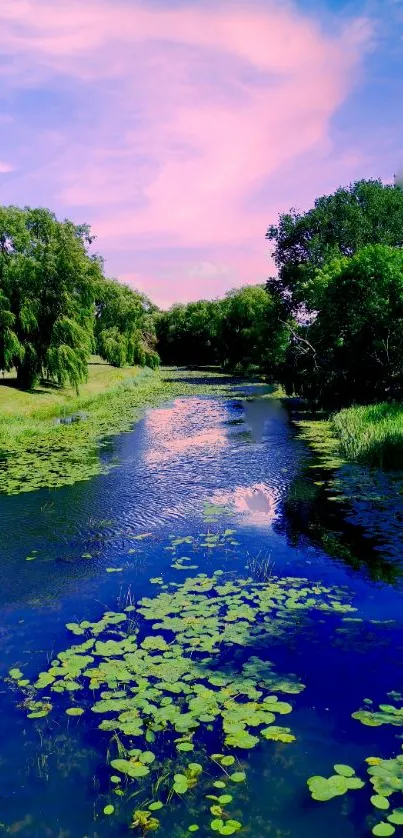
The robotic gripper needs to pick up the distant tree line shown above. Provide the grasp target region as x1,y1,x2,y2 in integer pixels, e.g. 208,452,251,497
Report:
156,285,288,376
0,206,159,390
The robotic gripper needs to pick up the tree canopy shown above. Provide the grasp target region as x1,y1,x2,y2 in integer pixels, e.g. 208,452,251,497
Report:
3,177,403,408
266,179,403,311
0,206,101,390
95,279,159,369
155,300,222,367
0,205,160,390
156,285,288,375
219,285,287,374
279,245,403,405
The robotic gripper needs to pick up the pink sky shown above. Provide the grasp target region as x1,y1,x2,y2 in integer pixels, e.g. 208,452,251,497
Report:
0,0,399,307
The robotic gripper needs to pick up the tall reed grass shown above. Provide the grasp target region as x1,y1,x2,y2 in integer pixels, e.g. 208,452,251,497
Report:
332,402,403,469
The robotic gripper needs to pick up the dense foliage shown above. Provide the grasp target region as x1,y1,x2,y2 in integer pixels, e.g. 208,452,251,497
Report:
159,179,403,405
0,206,159,390
279,245,403,405
266,180,403,406
0,206,101,390
266,178,403,312
156,285,288,376
156,300,222,367
95,278,159,369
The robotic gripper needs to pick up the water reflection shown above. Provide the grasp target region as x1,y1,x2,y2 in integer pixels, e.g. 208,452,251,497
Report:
144,398,227,465
242,396,290,443
210,482,278,526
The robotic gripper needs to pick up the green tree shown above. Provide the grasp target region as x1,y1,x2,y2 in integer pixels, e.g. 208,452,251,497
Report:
220,285,288,375
156,286,288,376
266,179,403,311
156,300,222,366
95,279,159,368
280,245,403,405
0,206,101,390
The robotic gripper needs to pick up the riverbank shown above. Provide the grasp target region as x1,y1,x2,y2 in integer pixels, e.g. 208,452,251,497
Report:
0,362,236,495
284,398,403,577
332,402,403,469
287,398,403,472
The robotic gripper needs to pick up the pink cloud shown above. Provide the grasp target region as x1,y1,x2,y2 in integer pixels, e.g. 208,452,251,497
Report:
0,0,373,304
0,162,15,173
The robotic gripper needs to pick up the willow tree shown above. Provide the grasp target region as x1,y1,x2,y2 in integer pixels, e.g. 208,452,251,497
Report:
95,278,159,368
0,205,102,390
219,285,289,375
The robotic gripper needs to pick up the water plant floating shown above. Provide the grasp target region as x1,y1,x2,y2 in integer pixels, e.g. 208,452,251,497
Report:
10,548,357,833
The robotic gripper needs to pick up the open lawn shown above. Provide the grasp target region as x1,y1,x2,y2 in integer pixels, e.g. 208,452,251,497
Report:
0,358,142,419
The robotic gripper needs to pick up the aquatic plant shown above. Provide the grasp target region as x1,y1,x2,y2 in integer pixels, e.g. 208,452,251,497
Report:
307,694,403,836
307,765,364,801
352,704,403,728
332,403,403,470
10,560,357,832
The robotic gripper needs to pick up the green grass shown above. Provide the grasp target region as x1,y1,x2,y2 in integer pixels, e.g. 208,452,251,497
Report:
0,359,144,418
332,402,403,469
0,361,235,495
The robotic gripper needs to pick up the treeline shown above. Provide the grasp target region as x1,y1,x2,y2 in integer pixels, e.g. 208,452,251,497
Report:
158,178,403,407
2,178,403,405
156,285,287,375
0,206,159,390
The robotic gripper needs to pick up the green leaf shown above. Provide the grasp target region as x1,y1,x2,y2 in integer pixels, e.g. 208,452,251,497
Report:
9,668,23,680
372,824,395,836
371,796,390,810
388,809,403,826
334,764,355,778
110,759,149,779
220,820,242,835
221,756,235,766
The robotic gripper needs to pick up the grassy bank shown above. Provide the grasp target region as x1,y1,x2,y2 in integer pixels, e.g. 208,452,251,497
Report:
0,361,235,495
332,402,403,469
290,398,403,472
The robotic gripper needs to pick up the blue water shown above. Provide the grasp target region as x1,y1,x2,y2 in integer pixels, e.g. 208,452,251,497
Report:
1,389,403,837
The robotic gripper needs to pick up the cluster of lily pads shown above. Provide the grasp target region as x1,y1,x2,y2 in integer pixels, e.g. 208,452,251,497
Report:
307,692,403,836
9,562,357,833
164,528,240,572
307,764,365,801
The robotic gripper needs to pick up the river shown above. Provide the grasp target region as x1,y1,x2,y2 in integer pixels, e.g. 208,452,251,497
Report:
1,384,403,837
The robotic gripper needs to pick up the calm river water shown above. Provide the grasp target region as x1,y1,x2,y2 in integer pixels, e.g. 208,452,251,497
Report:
1,385,403,837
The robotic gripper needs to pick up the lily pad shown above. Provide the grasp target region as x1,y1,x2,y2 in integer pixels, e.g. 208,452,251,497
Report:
372,795,390,810
372,824,395,836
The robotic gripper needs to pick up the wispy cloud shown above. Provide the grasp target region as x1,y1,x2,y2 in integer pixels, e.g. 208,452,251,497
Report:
0,0,376,304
